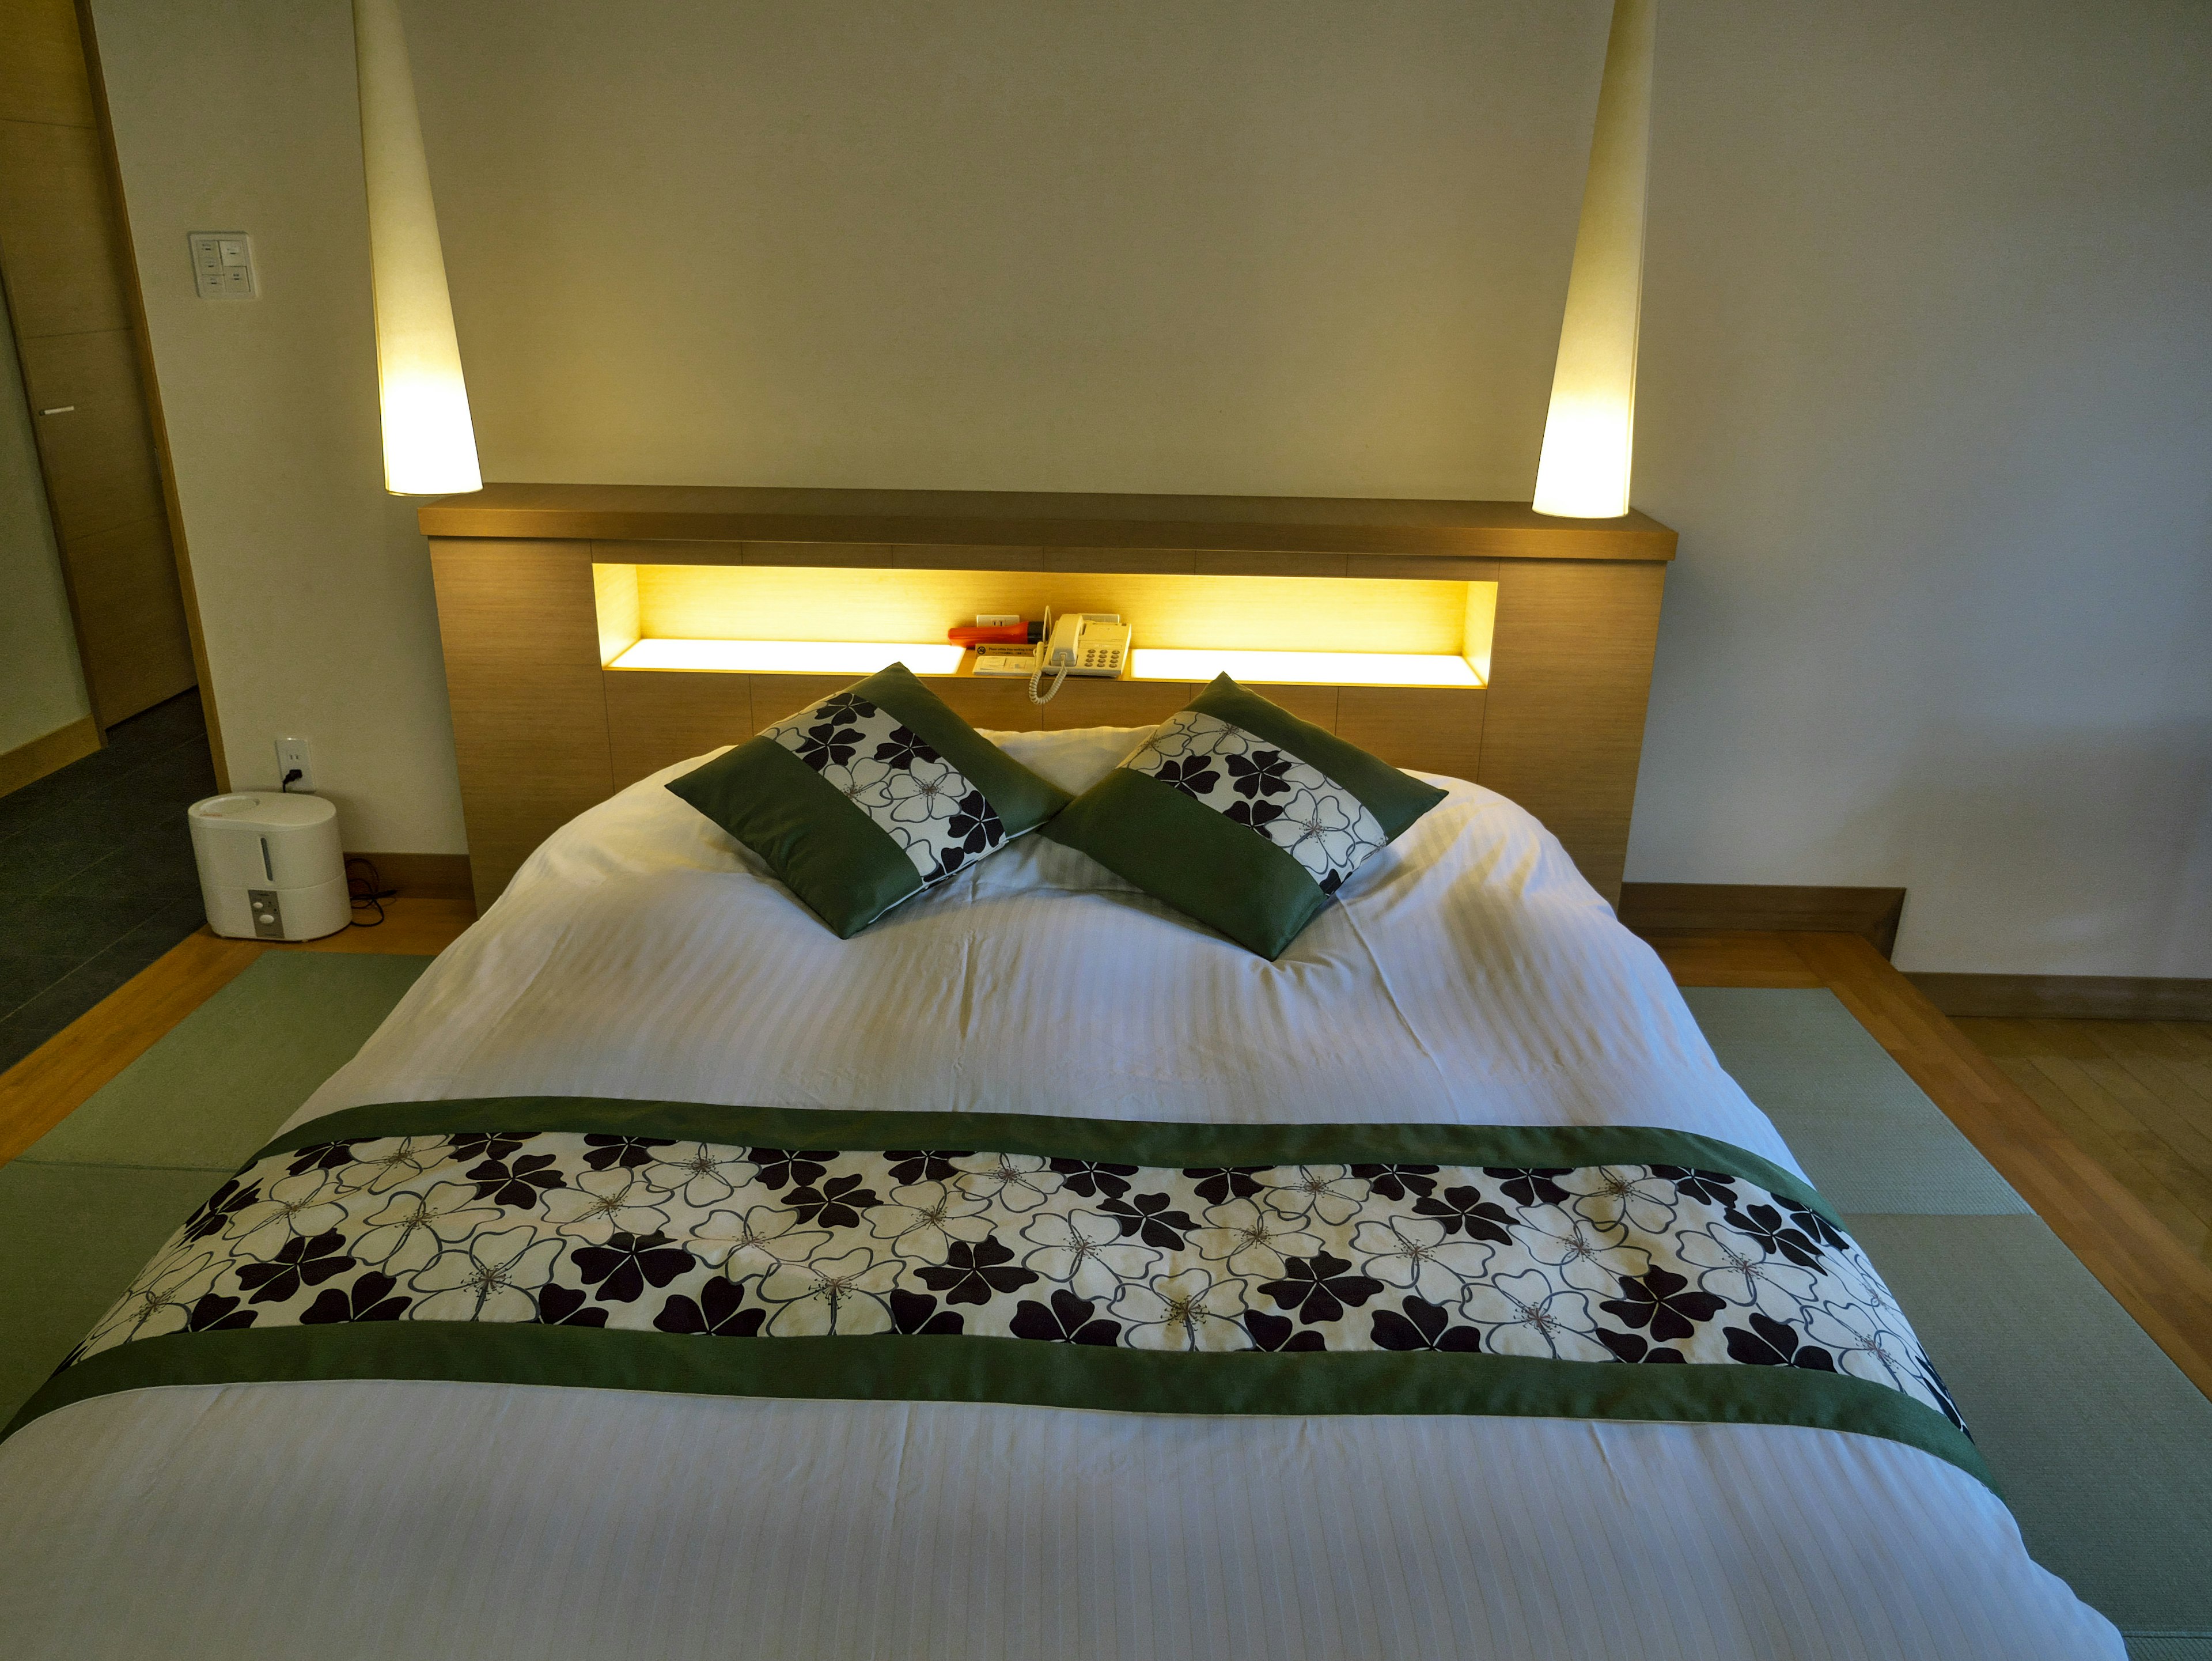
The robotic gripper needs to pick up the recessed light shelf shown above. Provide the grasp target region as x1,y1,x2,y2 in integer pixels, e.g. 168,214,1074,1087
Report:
607,638,1483,689
608,638,964,676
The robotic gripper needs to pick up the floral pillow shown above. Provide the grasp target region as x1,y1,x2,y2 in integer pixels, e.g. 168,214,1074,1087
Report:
666,664,1071,937
1043,675,1446,958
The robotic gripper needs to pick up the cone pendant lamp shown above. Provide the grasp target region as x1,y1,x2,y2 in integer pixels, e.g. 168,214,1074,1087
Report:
1532,0,1655,519
353,0,480,495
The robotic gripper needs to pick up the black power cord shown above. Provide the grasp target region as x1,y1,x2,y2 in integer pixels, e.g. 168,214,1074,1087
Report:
347,855,397,928
280,768,303,792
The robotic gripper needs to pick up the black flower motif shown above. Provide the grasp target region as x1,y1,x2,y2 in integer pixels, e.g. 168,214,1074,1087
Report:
1484,1167,1573,1207
181,1292,257,1333
285,1140,357,1177
1152,756,1221,797
749,1148,839,1192
236,1230,356,1304
885,1149,974,1185
654,1276,764,1337
1370,1295,1483,1352
535,1284,609,1327
1721,1202,1826,1267
793,718,862,770
1915,1356,1970,1433
1598,1266,1726,1343
1224,800,1286,834
785,1174,880,1229
816,693,877,721
300,1271,410,1324
1783,1201,1852,1253
872,725,942,769
1225,749,1293,800
1101,1192,1198,1250
916,1235,1041,1306
468,1151,566,1209
450,1132,528,1166
1243,1310,1326,1352
1723,1312,1838,1371
1650,1166,1740,1209
1258,1251,1385,1326
1317,868,1346,896
888,1289,965,1335
1596,1327,1687,1364
1411,1185,1516,1244
574,1230,698,1304
1050,1157,1139,1200
1350,1163,1441,1202
1182,1166,1266,1205
180,1177,260,1244
582,1135,675,1173
945,789,1005,853
1011,1289,1120,1345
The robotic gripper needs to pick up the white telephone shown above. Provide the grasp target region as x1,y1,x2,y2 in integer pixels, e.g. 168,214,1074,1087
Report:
1029,611,1131,704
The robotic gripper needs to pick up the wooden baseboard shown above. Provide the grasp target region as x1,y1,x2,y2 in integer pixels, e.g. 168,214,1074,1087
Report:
0,714,101,798
1907,973,2212,1022
344,851,475,906
1619,883,1906,958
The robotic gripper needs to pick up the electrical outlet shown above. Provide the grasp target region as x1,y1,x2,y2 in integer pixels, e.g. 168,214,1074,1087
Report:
190,232,257,300
976,614,1022,627
275,735,315,793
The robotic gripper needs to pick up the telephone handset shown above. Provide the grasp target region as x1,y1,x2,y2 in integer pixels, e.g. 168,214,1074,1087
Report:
1029,610,1131,704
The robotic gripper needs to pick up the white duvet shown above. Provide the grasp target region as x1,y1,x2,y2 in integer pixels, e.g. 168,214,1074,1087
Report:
0,727,2119,1659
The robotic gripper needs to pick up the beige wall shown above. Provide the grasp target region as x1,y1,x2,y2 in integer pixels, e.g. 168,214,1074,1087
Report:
0,298,90,756
92,0,2212,974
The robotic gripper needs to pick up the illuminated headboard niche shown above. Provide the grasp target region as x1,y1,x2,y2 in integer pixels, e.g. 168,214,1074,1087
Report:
420,485,1675,912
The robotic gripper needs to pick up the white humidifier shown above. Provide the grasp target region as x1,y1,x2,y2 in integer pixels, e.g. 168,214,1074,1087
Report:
188,793,350,941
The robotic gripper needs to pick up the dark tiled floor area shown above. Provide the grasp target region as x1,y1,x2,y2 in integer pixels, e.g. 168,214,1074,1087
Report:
0,691,215,1073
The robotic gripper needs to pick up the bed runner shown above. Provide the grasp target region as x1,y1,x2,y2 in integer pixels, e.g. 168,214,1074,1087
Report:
6,1099,1984,1484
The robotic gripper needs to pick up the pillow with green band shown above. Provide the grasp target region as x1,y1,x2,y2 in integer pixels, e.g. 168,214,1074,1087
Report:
1043,674,1448,959
666,663,1071,937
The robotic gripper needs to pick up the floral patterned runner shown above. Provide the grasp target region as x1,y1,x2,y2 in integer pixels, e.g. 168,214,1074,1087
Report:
7,1100,1985,1486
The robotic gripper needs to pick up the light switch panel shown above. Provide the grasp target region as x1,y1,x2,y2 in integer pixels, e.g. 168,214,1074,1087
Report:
189,232,257,300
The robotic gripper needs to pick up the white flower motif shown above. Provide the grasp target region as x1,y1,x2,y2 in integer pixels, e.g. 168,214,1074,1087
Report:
1019,1209,1161,1298
1517,1213,1653,1296
757,1246,904,1334
1799,1301,1919,1391
227,1169,351,1253
1258,1165,1370,1228
884,756,961,826
85,1246,226,1351
1188,1198,1321,1279
337,1136,453,1195
1350,1217,1497,1303
1460,1269,1612,1361
1268,787,1357,876
1111,1267,1253,1352
1558,1166,1680,1236
408,1226,566,1323
638,1143,758,1210
954,1152,1060,1212
353,1181,502,1274
688,1204,831,1280
817,756,893,811
540,1168,672,1244
1676,1222,1822,1314
868,1181,993,1264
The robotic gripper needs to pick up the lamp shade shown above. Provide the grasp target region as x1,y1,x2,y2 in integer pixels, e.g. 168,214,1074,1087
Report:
1532,0,1655,520
353,0,480,496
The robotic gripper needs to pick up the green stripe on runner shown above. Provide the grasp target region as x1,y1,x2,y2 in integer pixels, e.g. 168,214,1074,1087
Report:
250,1098,1843,1229
1187,674,1446,839
666,735,923,937
1044,767,1329,958
1,1322,1990,1489
865,664,1071,832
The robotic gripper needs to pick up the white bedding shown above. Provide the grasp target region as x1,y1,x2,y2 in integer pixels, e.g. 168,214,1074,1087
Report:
0,727,2120,1659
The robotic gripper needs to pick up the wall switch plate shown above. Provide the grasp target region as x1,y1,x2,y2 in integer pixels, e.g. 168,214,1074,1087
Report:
190,232,257,300
275,735,315,792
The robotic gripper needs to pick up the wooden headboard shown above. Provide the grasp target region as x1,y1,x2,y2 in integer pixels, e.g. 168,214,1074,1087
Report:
420,485,1676,913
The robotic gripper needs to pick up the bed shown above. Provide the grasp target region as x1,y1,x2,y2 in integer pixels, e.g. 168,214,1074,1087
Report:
0,724,2119,1658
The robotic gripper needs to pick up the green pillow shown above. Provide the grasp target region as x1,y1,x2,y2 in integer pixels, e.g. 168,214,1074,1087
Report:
667,663,1071,937
1044,675,1447,958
